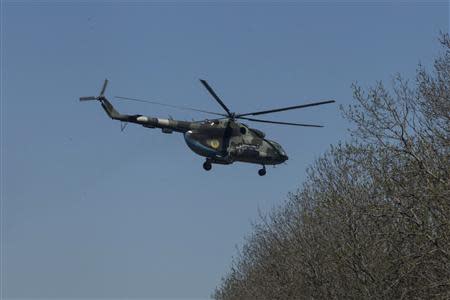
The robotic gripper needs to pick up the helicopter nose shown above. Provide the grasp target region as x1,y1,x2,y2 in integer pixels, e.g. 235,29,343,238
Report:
281,154,289,161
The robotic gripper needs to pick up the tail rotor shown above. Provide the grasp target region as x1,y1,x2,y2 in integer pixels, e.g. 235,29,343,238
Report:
80,79,109,101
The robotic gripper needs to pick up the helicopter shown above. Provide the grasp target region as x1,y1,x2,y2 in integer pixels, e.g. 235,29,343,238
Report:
80,79,335,176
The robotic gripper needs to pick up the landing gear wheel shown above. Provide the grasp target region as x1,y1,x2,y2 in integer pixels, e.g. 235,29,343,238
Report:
203,160,212,171
258,167,266,176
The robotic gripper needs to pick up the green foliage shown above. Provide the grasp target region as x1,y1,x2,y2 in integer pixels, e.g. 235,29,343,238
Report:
214,34,450,300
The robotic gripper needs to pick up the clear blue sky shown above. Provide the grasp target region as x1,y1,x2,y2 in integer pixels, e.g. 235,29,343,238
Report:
1,1,448,299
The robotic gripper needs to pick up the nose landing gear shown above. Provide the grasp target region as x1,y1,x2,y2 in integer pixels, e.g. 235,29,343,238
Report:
258,166,266,176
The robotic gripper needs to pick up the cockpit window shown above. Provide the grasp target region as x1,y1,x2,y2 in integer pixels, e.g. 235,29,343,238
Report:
202,119,219,126
270,141,286,155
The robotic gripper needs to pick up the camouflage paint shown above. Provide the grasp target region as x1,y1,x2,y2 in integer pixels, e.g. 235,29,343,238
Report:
99,97,288,166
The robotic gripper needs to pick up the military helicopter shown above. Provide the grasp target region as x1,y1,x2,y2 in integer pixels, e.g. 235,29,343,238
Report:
80,79,334,176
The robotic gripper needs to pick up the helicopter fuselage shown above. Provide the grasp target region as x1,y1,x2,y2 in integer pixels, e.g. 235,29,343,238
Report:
183,119,288,166
97,98,288,167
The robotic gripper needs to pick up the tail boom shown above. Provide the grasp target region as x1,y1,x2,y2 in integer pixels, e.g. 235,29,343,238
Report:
80,79,193,133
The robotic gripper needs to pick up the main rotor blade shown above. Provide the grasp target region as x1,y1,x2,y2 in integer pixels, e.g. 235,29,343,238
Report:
239,116,324,127
236,100,335,117
199,79,233,117
115,96,227,117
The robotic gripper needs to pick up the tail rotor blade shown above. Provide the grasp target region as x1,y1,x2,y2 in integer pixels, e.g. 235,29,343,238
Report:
99,79,109,97
79,96,97,101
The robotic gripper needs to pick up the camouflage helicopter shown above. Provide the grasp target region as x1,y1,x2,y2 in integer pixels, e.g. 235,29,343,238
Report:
80,79,334,176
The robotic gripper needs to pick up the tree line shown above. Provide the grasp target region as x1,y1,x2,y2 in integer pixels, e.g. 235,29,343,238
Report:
213,34,450,299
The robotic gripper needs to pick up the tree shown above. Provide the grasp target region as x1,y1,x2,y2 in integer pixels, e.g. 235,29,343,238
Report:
214,34,450,300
